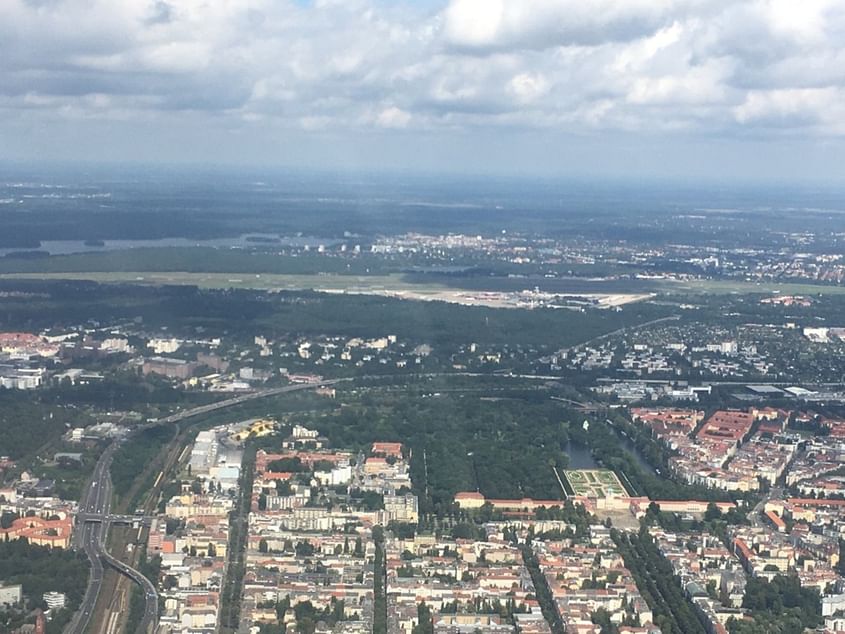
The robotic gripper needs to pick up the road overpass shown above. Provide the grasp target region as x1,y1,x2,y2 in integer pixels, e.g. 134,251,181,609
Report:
142,379,342,431
66,446,159,634
66,379,337,633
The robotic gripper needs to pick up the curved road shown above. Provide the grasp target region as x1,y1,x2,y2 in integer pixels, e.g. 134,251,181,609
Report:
66,372,569,634
67,379,338,634
101,548,159,632
145,379,342,430
67,443,160,634
67,522,105,633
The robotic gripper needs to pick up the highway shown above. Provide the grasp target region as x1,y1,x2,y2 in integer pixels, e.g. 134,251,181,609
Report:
66,445,159,634
66,379,337,634
145,379,342,430
68,522,105,633
100,547,159,632
62,371,611,633
67,445,116,634
540,314,681,364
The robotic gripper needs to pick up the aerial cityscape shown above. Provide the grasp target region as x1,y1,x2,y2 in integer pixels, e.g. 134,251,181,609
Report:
2,174,845,634
3,1,845,634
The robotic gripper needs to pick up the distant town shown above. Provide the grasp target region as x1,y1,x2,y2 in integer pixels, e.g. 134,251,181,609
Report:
4,0,845,628
3,198,845,634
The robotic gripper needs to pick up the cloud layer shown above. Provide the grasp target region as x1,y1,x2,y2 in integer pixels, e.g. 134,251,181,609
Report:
2,0,844,164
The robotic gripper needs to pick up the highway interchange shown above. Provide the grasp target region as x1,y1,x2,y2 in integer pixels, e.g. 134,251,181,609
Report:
61,369,790,633
56,326,839,633
67,445,117,633
66,444,159,634
65,379,339,633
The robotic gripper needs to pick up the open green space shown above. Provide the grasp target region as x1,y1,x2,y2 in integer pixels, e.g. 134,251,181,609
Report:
0,539,90,634
2,246,844,298
563,469,629,498
655,278,845,296
0,270,450,293
4,270,845,298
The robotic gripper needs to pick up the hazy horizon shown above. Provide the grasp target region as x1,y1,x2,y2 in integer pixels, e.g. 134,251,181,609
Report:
3,0,845,182
3,158,845,190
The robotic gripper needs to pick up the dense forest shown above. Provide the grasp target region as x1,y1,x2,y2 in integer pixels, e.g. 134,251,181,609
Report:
0,539,90,634
0,389,91,460
0,279,672,350
728,576,821,634
288,389,574,514
110,425,175,498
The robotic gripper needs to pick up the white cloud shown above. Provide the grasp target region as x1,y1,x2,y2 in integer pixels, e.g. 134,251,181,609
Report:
626,57,732,106
443,0,505,48
443,0,698,50
376,106,411,128
764,0,833,43
0,0,844,143
734,87,845,132
507,72,550,103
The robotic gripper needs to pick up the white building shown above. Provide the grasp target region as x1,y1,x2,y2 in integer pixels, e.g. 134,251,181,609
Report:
148,338,182,354
43,592,67,610
292,425,319,440
0,584,22,607
823,594,845,617
0,368,44,389
101,338,131,353
315,465,352,487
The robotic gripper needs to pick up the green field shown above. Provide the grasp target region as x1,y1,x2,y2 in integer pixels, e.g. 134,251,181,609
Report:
2,242,844,301
563,469,629,498
656,278,845,296
3,269,844,300
0,271,451,293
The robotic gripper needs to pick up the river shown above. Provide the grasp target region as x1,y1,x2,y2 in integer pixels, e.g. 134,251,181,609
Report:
564,429,657,475
563,441,599,469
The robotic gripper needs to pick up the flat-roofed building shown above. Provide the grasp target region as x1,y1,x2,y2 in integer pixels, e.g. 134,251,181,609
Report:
697,410,755,445
142,356,196,379
0,584,22,607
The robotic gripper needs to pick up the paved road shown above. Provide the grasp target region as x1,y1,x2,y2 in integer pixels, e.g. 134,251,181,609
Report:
144,379,342,430
66,445,115,634
540,314,681,364
68,522,105,633
101,548,159,632
749,484,785,528
66,446,159,634
66,379,338,634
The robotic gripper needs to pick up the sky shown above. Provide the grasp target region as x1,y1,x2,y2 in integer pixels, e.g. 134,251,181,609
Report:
2,0,845,181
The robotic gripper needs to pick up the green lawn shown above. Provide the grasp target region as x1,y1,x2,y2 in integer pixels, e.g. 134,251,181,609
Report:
4,269,843,298
657,278,845,296
563,469,630,498
0,271,451,293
